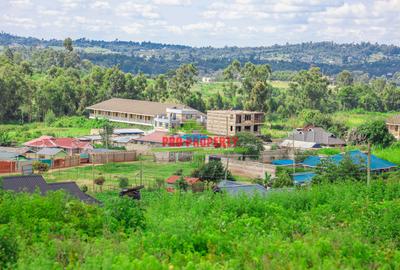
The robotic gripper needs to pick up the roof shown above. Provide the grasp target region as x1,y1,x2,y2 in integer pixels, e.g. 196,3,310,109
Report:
78,135,102,141
165,175,200,185
113,128,145,135
302,150,397,171
386,115,400,125
112,135,140,144
0,152,26,160
133,131,169,144
280,140,320,149
24,136,93,150
0,147,33,154
86,98,190,117
89,148,117,153
292,172,316,184
47,182,100,204
287,127,345,146
2,175,48,194
271,159,295,166
207,110,264,115
217,180,267,196
2,175,99,204
35,148,66,156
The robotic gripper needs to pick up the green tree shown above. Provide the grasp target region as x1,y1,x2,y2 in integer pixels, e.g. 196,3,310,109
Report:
63,37,73,52
44,109,56,126
353,120,395,147
336,70,353,87
169,64,198,103
100,120,114,148
192,160,233,184
235,132,264,159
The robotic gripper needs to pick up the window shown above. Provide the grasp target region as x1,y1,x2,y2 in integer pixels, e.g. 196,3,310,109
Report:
244,126,251,131
396,126,399,132
245,114,251,121
230,126,233,131
236,126,242,132
254,125,258,132
236,115,242,123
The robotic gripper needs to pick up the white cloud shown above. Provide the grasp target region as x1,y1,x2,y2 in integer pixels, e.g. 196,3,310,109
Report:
153,0,191,5
121,23,144,34
90,1,110,9
8,0,32,8
116,1,160,19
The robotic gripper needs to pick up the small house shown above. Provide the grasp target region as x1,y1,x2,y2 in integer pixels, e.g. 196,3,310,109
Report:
35,148,67,160
386,115,400,140
165,175,200,192
286,126,345,147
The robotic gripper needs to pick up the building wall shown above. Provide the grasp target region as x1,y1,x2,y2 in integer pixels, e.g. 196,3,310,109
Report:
206,111,264,136
89,109,154,126
387,124,400,140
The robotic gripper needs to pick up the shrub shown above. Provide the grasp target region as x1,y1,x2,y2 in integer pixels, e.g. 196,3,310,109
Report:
94,176,106,191
32,161,49,173
118,177,129,189
0,226,18,269
81,185,88,193
192,160,233,183
44,109,56,126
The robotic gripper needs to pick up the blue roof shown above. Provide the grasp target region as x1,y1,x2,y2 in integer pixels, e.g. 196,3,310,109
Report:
181,134,208,140
302,155,322,167
301,150,397,171
292,172,316,184
272,159,294,166
217,180,267,196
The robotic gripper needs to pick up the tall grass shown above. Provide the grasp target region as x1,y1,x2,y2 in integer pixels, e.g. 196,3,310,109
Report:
2,178,400,269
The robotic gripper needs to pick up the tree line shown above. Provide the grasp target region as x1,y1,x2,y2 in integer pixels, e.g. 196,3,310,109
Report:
0,41,399,125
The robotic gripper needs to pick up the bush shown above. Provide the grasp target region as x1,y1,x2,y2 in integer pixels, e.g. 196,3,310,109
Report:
191,160,233,183
118,177,129,189
44,109,56,126
81,185,88,193
32,161,49,173
0,226,18,269
94,176,106,191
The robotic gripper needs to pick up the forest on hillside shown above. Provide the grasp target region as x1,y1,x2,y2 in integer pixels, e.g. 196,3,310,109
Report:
1,33,400,77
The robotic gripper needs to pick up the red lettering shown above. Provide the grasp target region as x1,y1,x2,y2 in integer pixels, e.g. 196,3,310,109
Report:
176,137,183,147
200,138,206,147
219,137,227,148
213,137,219,148
193,139,199,147
232,136,239,147
185,138,192,147
169,137,175,147
162,137,168,147
207,137,213,147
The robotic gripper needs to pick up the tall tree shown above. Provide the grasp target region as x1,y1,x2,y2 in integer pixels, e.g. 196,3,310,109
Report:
63,38,73,52
169,64,198,103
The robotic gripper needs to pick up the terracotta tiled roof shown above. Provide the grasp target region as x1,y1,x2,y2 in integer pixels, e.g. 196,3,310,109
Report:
24,136,93,150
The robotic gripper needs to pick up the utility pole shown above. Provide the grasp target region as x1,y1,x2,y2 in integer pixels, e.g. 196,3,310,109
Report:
367,142,371,185
224,155,230,181
139,154,143,186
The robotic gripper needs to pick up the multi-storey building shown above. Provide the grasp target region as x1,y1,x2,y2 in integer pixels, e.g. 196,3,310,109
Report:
87,98,205,130
206,110,264,136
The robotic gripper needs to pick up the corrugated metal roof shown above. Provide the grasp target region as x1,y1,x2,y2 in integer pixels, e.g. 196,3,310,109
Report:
113,128,145,135
301,150,397,171
3,175,99,204
86,98,190,116
272,159,295,166
280,140,320,149
217,180,267,196
287,127,345,146
292,172,316,184
36,148,66,156
0,152,25,160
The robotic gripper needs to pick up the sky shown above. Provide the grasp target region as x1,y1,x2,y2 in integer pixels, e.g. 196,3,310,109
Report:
1,0,400,47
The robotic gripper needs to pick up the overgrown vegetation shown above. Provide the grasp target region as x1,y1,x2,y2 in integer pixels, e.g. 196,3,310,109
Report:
2,176,400,268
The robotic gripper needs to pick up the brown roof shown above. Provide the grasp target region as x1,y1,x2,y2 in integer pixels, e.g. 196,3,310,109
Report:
386,115,400,125
86,98,190,116
133,131,169,144
207,110,264,114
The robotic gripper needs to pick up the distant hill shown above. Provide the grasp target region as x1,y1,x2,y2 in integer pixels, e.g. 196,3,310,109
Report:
1,32,400,76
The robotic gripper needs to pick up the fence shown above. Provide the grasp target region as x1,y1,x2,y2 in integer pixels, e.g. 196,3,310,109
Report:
153,151,193,162
90,151,137,164
0,160,33,174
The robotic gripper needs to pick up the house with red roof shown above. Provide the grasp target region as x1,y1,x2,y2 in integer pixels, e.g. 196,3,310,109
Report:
24,136,93,155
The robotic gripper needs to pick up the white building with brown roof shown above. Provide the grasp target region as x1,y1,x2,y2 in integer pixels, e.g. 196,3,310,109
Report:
386,115,400,140
86,98,205,130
